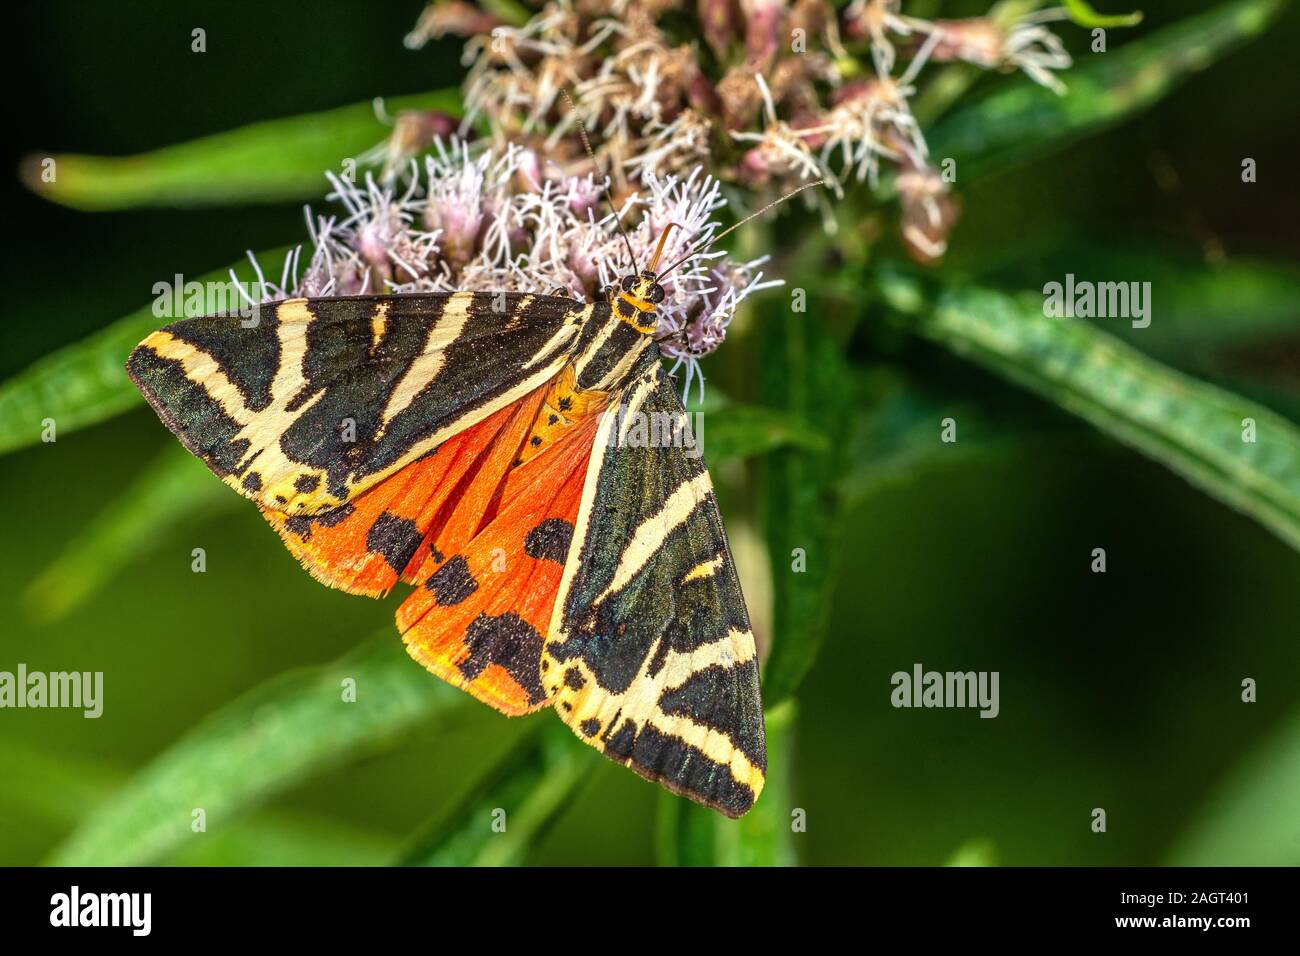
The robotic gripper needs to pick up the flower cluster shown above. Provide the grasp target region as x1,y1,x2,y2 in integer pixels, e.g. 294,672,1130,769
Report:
245,139,776,400
243,1,1079,401
405,0,1076,262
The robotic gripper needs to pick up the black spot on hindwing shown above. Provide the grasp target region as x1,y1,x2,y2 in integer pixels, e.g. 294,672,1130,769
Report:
426,555,478,606
458,612,545,705
316,502,355,527
280,501,355,541
365,512,425,573
524,518,574,564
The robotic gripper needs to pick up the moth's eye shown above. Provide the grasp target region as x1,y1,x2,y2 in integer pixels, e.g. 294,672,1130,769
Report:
622,274,638,291
647,284,665,304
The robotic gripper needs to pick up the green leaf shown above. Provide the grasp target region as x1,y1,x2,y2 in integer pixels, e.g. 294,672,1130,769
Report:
0,248,290,456
758,305,856,705
24,443,234,623
23,90,461,211
0,738,396,866
1165,708,1300,865
170,813,396,867
928,0,1285,181
1062,0,1143,28
977,239,1300,359
655,701,798,866
399,723,596,866
49,635,465,866
655,789,720,866
880,270,1300,553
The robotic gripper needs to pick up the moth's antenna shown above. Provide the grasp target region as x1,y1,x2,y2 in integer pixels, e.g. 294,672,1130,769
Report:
646,222,681,272
658,179,823,279
561,88,639,272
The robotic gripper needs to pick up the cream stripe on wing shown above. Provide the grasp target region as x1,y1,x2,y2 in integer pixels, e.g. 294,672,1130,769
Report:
546,366,662,646
523,299,582,370
681,553,725,585
590,471,714,609
615,372,663,444
144,332,255,427
561,629,764,796
378,296,469,428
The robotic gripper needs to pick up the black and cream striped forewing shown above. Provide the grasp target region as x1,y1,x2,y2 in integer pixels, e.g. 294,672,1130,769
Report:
126,291,587,517
542,361,767,817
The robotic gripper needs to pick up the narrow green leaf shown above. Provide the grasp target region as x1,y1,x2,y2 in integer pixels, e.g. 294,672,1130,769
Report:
978,240,1300,358
170,813,396,867
0,249,289,456
1062,0,1143,28
24,443,234,623
1165,708,1300,865
758,305,856,705
23,90,461,211
928,0,1284,181
0,738,396,866
655,701,798,866
399,723,596,866
880,271,1300,553
49,635,465,866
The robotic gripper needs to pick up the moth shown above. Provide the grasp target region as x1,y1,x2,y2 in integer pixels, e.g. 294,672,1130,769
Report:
127,222,774,817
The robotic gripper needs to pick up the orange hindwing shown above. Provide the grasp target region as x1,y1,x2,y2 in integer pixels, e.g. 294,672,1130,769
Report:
397,413,598,714
259,372,601,715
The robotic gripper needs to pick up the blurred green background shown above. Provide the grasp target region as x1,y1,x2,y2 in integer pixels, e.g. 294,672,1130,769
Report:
2,0,1298,866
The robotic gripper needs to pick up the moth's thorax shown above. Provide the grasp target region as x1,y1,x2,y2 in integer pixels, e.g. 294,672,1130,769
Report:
570,299,656,394
607,273,662,335
518,297,657,464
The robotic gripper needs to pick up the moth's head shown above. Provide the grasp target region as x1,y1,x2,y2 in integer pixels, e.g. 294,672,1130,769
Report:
615,271,666,310
607,223,679,333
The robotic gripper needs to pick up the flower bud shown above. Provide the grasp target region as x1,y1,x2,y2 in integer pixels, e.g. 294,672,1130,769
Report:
742,0,786,68
699,0,740,60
